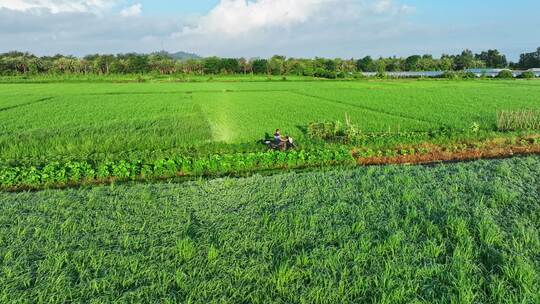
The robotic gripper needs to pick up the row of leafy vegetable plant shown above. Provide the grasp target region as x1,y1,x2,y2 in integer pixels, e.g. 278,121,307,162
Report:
0,148,354,190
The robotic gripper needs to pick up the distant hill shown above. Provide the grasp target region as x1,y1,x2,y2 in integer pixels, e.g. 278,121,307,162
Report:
150,51,202,60
173,51,201,60
169,51,202,60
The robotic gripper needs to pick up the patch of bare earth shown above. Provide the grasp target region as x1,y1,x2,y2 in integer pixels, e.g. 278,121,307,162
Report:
355,135,540,166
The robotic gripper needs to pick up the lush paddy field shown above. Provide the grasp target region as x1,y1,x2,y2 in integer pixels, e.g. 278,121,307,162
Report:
1,156,539,303
1,80,539,302
1,80,539,163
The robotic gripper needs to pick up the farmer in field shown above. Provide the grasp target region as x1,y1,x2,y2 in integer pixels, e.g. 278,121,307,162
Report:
272,129,286,149
268,129,294,150
274,129,282,145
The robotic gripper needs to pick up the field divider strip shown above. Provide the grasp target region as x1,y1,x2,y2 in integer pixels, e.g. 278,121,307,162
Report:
2,143,540,193
0,97,55,112
83,89,291,96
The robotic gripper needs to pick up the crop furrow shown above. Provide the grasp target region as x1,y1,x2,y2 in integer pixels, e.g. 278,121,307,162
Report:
0,97,55,112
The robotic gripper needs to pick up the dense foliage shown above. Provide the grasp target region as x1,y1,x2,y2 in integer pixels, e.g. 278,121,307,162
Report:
1,156,539,303
515,47,540,69
1,47,538,77
497,70,514,79
520,71,536,79
0,148,354,190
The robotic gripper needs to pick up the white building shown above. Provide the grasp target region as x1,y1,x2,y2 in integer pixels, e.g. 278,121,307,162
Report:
528,68,540,77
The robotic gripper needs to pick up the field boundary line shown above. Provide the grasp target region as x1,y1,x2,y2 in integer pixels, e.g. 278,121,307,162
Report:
0,97,55,112
289,90,441,127
82,89,291,96
357,145,540,167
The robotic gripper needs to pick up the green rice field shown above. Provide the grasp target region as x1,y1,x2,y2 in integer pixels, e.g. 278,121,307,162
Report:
2,79,540,302
1,80,540,162
1,156,539,303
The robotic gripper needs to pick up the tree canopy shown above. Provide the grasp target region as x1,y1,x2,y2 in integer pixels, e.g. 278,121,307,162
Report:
0,48,538,77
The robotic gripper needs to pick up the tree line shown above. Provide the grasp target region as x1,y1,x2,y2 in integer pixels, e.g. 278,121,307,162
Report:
0,48,539,77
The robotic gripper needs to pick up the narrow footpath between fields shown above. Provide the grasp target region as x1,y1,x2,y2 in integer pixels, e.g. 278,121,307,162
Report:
354,135,540,166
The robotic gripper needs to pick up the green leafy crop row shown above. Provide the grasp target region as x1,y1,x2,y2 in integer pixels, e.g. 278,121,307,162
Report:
0,148,354,189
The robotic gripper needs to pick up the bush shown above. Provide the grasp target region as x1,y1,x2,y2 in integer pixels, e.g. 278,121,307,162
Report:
308,122,343,139
375,71,387,79
520,71,535,79
314,68,337,79
497,70,514,79
442,71,477,79
302,68,315,77
352,72,365,79
442,71,459,79
462,71,477,79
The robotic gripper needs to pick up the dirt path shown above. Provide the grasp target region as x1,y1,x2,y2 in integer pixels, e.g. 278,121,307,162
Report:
355,137,540,166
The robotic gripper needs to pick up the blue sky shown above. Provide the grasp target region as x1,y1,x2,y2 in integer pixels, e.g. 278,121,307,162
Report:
138,0,540,18
137,0,540,23
0,0,539,60
137,0,219,15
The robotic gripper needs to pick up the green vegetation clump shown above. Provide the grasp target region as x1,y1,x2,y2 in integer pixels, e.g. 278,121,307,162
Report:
442,71,478,79
0,148,355,190
497,70,514,79
1,156,539,303
520,71,536,79
442,71,459,79
497,110,540,131
313,68,337,79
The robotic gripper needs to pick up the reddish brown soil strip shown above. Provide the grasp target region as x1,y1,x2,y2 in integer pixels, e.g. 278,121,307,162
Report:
356,141,540,166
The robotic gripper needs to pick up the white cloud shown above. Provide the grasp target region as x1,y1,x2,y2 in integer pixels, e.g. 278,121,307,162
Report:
120,3,142,17
179,0,412,36
0,0,536,60
169,0,419,57
0,0,429,58
182,0,333,36
0,0,117,14
399,4,415,14
372,0,393,13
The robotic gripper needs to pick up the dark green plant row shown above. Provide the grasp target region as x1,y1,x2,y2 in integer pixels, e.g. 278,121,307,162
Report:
0,148,354,190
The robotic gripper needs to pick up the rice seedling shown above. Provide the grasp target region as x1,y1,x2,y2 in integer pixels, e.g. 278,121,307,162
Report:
1,80,539,165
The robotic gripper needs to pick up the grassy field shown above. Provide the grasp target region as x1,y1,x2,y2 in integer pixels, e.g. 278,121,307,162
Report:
1,79,539,301
1,156,539,303
1,80,539,164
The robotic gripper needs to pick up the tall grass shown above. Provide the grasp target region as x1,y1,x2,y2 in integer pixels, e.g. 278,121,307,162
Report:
497,110,540,131
0,156,539,302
